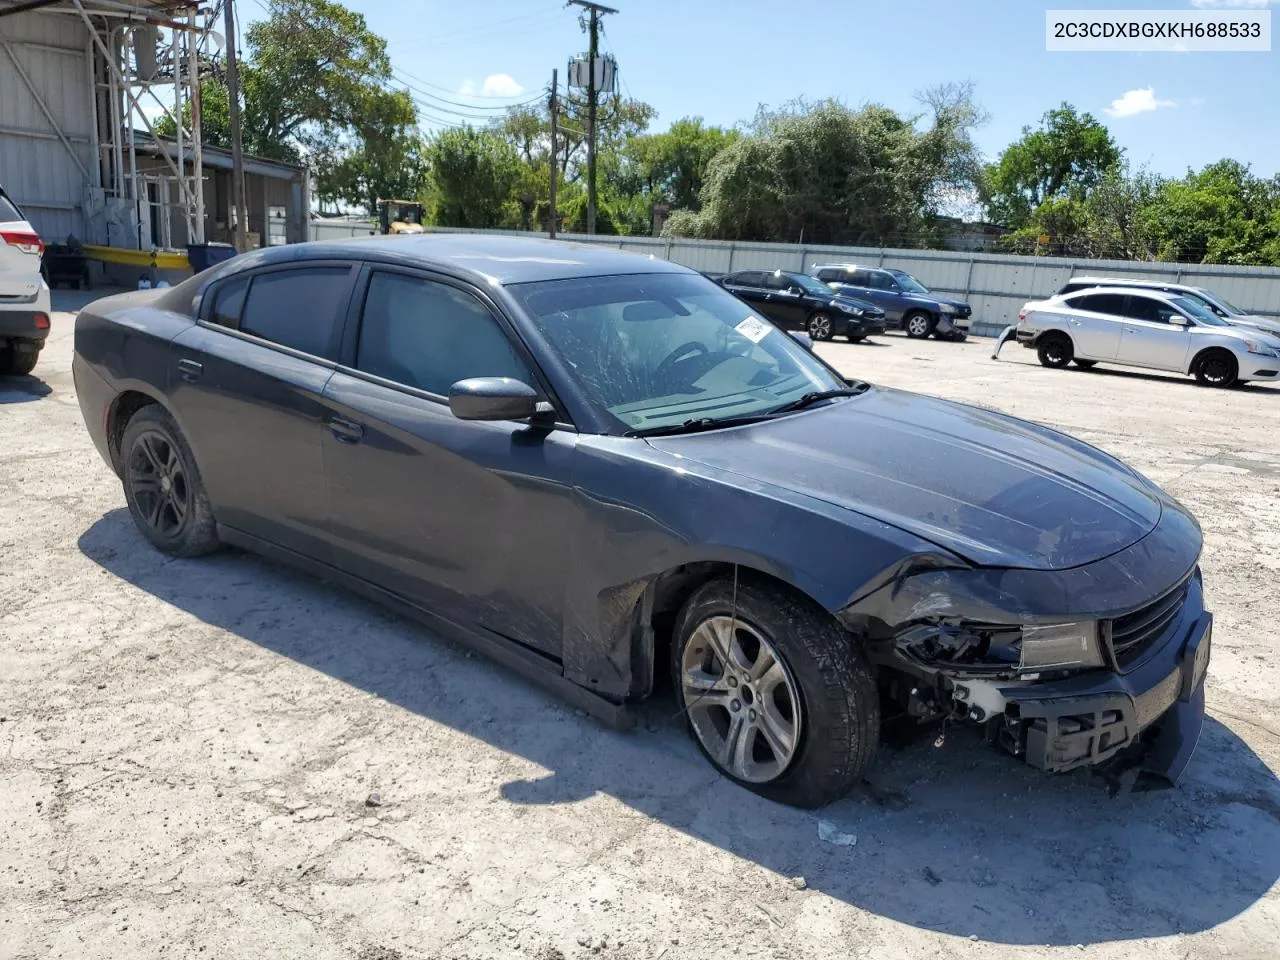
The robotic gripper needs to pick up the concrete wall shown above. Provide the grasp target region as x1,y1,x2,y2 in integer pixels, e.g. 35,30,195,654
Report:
311,221,1280,336
0,11,94,241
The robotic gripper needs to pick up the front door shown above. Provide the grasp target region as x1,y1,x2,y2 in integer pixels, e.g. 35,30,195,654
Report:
167,262,357,561
1114,294,1194,371
320,267,576,657
762,273,809,328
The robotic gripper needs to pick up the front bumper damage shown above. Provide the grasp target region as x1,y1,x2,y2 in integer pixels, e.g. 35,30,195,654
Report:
838,499,1210,786
957,601,1210,785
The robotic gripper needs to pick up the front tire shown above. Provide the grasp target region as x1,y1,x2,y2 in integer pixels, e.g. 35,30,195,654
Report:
806,313,834,341
1037,333,1073,368
847,333,865,343
121,405,221,557
671,576,880,808
904,312,935,339
1073,359,1097,370
1194,350,1237,388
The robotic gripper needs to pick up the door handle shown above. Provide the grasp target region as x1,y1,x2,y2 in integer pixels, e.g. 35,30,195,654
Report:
1068,319,1082,326
177,358,203,382
328,416,364,444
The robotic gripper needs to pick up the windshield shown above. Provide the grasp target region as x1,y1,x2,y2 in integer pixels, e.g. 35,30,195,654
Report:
509,272,848,433
890,271,929,294
1169,296,1228,326
792,274,834,296
1194,288,1245,316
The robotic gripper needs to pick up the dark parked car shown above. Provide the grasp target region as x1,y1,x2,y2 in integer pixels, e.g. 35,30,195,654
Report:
718,269,886,342
74,235,1211,807
812,263,971,341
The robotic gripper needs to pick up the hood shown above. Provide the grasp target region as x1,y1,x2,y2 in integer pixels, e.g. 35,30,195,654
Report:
648,388,1162,571
1225,315,1280,337
1207,323,1280,349
830,293,882,314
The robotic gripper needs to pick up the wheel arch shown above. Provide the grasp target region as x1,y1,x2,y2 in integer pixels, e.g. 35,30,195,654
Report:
106,386,174,474
643,562,837,700
1187,344,1237,377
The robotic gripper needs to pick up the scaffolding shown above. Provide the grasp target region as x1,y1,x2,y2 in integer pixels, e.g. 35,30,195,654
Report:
21,0,214,249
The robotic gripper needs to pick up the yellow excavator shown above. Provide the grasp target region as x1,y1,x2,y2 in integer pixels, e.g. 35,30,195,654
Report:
376,199,425,235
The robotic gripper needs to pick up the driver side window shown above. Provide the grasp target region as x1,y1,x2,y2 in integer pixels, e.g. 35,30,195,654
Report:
356,272,532,397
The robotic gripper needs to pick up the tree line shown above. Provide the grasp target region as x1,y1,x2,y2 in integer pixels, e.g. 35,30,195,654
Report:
169,0,1280,266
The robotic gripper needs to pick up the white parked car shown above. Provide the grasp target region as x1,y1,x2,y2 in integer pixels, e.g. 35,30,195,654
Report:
1056,276,1280,338
1016,286,1280,388
0,186,51,376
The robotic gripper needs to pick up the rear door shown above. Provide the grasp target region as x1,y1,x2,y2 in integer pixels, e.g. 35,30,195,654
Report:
320,266,576,656
168,261,357,562
1114,294,1194,371
722,271,783,322
1061,293,1125,360
0,190,43,299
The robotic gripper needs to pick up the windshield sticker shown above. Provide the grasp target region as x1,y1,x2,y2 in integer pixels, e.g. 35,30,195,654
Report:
735,316,772,343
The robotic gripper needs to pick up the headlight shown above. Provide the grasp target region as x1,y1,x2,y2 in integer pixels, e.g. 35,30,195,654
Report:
937,303,957,314
837,302,863,316
1243,339,1280,357
1019,621,1104,670
895,619,1104,673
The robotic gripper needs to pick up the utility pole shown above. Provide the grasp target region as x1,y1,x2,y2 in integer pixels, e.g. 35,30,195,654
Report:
548,68,558,239
568,0,617,234
223,0,248,252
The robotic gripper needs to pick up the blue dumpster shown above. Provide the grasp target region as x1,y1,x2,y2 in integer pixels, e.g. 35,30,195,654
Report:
186,242,237,273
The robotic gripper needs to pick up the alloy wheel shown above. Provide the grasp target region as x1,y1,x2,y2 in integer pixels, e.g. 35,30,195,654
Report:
907,315,930,337
128,431,190,538
1202,357,1231,385
808,315,832,340
680,615,802,783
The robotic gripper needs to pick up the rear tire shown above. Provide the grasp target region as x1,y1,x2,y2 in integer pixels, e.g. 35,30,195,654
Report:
807,313,834,341
1194,350,1237,388
1073,359,1097,370
0,344,38,376
671,576,880,809
904,312,935,339
1036,333,1073,369
120,405,222,557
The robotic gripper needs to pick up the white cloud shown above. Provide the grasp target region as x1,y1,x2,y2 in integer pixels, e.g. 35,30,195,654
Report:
1104,87,1177,118
456,74,524,99
479,73,524,97
1190,1,1271,8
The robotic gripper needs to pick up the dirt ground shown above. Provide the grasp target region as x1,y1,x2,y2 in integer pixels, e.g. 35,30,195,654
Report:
2,292,1278,960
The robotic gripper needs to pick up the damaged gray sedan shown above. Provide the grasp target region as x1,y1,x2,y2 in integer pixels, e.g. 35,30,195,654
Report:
73,235,1211,808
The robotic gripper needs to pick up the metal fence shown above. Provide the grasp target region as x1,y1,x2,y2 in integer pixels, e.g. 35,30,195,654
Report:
309,219,1280,335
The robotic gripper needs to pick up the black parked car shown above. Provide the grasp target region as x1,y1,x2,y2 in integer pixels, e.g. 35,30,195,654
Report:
812,263,971,341
74,235,1210,807
718,269,886,342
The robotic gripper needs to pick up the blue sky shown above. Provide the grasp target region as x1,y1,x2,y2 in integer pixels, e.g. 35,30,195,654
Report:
242,0,1280,178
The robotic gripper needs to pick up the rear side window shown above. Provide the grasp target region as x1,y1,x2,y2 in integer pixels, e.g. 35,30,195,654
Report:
1059,282,1086,295
0,192,22,222
815,268,842,283
208,276,248,328
239,266,351,358
727,271,765,288
1072,293,1126,316
356,272,532,397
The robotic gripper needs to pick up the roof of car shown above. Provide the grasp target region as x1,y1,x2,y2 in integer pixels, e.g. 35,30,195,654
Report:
1065,276,1194,289
225,233,692,286
1056,286,1186,303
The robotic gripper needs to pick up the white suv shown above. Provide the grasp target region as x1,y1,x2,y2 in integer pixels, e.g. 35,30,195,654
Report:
1016,287,1280,388
1,187,51,376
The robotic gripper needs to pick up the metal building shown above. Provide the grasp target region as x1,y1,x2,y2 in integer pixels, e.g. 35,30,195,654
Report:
0,0,309,267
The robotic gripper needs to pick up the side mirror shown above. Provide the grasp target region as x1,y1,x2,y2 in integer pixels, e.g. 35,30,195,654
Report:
449,377,540,421
888,283,902,293
789,331,815,352
1167,314,1190,326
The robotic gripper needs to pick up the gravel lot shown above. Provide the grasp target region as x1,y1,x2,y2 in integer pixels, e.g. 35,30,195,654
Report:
2,293,1278,960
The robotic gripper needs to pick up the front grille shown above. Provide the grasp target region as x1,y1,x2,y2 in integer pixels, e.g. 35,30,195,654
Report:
1108,578,1190,666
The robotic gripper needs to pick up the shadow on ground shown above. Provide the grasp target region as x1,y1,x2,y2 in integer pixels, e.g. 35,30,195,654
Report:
79,508,1280,946
0,374,52,403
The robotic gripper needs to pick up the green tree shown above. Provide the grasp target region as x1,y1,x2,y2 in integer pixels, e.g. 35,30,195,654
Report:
628,118,739,211
1141,160,1280,265
429,127,522,228
665,91,985,245
983,103,1122,229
